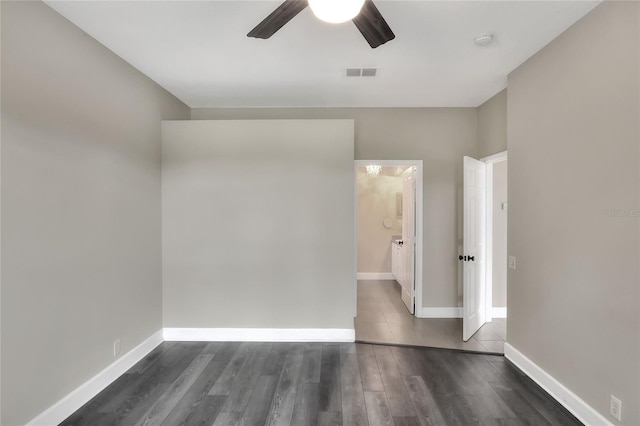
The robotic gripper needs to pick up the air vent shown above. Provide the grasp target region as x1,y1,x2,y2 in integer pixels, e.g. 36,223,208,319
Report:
362,68,377,77
345,67,378,77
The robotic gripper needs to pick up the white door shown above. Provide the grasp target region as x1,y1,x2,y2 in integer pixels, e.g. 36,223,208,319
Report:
401,169,416,314
462,157,487,341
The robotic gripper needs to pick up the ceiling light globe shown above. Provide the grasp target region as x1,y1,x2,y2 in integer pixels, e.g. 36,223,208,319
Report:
309,0,365,24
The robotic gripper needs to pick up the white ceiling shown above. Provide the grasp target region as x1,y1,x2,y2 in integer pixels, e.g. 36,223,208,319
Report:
45,0,600,108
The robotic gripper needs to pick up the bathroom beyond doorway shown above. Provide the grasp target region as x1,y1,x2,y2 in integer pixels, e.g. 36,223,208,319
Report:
355,161,422,316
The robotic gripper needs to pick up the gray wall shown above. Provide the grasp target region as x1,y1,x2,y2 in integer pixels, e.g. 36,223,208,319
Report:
507,2,639,425
492,160,507,308
477,89,507,158
0,2,189,425
357,167,403,274
192,108,478,309
162,120,355,329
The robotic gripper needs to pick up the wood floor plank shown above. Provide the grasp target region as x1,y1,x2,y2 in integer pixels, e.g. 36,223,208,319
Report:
202,342,226,354
300,342,322,383
155,343,210,385
106,383,171,426
450,354,516,421
392,416,421,426
495,419,530,426
63,342,584,426
211,411,245,426
262,343,292,375
74,371,142,417
341,343,358,353
134,354,214,426
243,374,279,426
356,344,385,392
265,352,304,425
464,353,504,383
390,346,425,377
158,342,241,426
318,344,342,412
409,351,483,426
222,343,272,412
317,411,343,426
209,342,254,395
402,375,446,426
169,394,227,426
505,372,582,426
341,353,368,425
419,350,467,397
68,344,204,425
62,380,168,426
127,344,165,374
100,342,201,416
432,390,481,426
459,393,510,426
488,382,552,426
291,382,319,426
435,351,475,396
373,345,416,417
364,391,394,426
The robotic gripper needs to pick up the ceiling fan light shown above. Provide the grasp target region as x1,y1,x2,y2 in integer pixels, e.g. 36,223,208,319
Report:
308,0,365,24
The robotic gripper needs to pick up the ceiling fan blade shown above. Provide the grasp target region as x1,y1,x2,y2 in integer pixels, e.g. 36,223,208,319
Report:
352,0,395,48
247,0,308,39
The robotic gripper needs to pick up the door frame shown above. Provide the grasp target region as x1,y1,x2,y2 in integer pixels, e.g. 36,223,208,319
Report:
480,150,508,323
353,160,424,317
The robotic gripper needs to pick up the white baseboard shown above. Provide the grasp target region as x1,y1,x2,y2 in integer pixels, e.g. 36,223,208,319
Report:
357,272,395,280
414,307,504,319
416,307,462,318
504,343,612,426
492,307,507,318
163,328,355,342
26,330,163,426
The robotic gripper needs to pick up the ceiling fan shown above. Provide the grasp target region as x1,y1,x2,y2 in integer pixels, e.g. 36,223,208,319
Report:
247,0,395,49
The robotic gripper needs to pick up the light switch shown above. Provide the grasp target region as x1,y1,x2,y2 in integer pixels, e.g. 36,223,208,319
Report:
508,256,516,270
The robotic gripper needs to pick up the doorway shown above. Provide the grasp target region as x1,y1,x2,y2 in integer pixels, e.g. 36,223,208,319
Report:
461,151,508,351
353,160,423,343
484,151,508,323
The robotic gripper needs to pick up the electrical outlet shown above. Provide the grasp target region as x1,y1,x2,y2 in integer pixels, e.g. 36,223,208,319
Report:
113,339,121,357
508,256,516,270
610,395,622,421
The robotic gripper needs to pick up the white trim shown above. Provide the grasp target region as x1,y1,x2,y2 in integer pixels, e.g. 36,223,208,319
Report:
485,162,494,322
416,307,462,318
481,151,508,164
492,307,507,318
163,328,355,342
504,343,613,426
354,160,424,317
357,272,395,280
26,330,163,426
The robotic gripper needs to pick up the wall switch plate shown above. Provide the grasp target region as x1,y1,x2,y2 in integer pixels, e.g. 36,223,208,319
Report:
113,339,121,357
508,256,516,270
610,395,622,421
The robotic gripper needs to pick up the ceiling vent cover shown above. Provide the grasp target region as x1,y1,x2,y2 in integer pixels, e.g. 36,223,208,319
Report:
346,67,378,77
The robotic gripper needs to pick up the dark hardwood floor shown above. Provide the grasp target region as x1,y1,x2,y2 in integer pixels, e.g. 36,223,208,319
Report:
61,342,582,426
